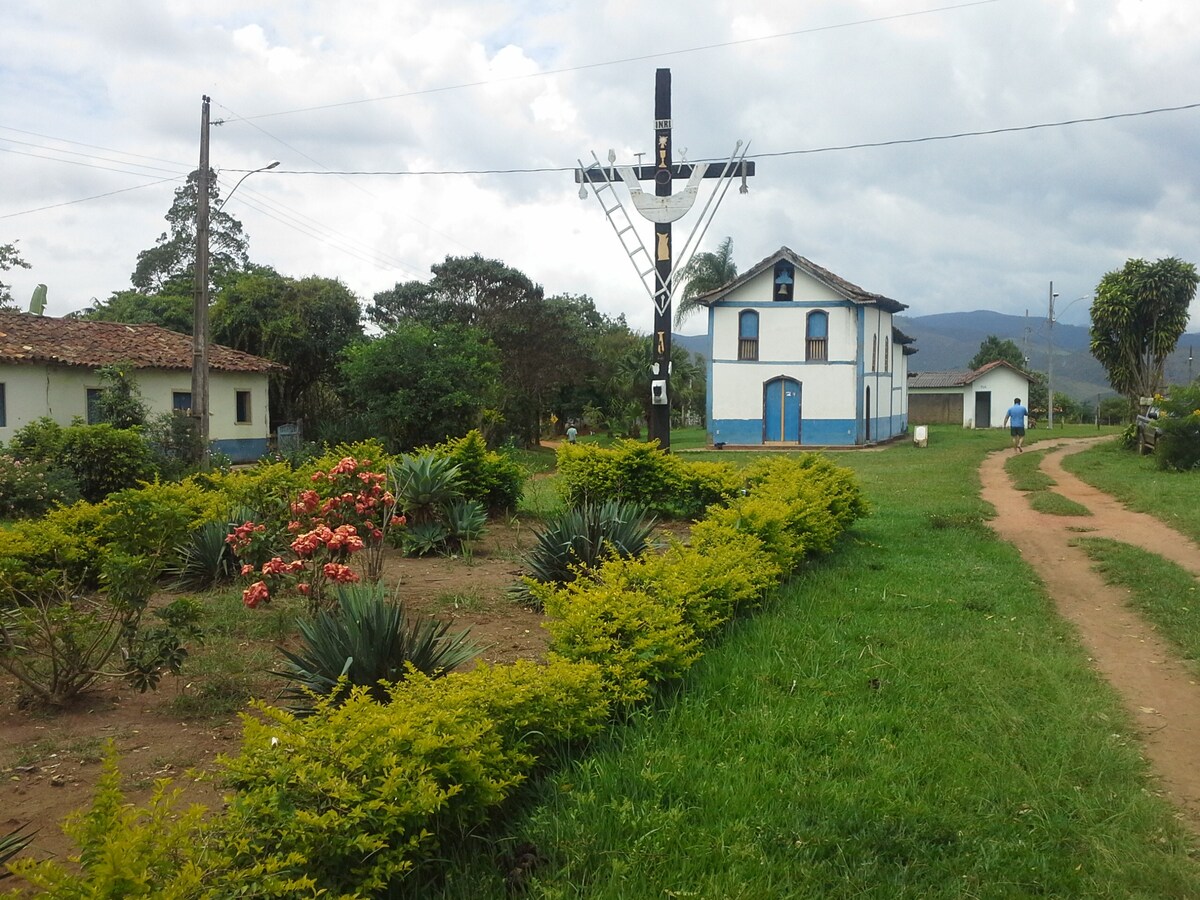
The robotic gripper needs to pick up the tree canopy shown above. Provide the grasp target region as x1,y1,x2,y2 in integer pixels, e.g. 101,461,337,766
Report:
131,169,249,294
1090,257,1198,409
212,267,364,425
673,236,737,328
968,335,1025,371
0,241,32,311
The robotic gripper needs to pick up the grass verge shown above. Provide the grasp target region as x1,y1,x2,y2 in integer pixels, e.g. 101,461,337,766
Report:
1077,537,1200,672
1062,439,1200,543
429,427,1200,898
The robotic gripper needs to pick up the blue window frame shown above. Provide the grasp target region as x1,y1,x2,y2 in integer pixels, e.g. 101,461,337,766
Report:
738,310,759,360
806,311,828,361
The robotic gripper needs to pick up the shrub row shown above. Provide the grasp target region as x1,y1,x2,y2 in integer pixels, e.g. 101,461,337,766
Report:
9,452,867,896
555,439,744,517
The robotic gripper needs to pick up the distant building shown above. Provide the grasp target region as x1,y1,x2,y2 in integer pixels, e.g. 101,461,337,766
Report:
697,246,916,446
907,360,1034,428
0,311,281,462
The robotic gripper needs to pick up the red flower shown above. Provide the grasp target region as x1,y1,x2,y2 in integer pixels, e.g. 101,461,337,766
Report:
242,581,270,608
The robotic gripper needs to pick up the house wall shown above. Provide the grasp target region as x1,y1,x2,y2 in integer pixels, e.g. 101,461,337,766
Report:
706,267,906,446
908,369,1031,429
0,363,271,462
973,369,1032,428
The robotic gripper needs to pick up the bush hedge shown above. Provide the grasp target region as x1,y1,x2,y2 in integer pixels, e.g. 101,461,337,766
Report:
8,449,867,896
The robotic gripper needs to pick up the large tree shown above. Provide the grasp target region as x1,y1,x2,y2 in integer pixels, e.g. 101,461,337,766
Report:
1090,257,1199,412
131,169,249,294
673,236,738,328
968,335,1025,370
336,322,501,452
0,241,32,311
72,289,193,333
370,255,591,446
212,267,363,425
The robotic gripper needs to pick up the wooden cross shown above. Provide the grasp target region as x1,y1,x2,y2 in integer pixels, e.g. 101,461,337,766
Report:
575,68,755,450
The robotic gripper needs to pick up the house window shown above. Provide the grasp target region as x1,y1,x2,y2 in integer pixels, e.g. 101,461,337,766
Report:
236,391,252,424
872,334,878,372
738,310,759,360
0,383,6,428
773,261,795,301
86,388,103,424
173,391,192,413
806,311,828,361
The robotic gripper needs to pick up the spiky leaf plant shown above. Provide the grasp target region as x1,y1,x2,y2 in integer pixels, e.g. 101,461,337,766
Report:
275,581,478,713
0,824,35,878
170,505,259,589
514,499,657,607
445,498,488,546
393,453,462,525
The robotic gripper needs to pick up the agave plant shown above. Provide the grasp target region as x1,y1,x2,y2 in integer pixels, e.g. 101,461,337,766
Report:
170,505,260,589
445,498,488,548
393,453,462,526
0,824,34,878
275,580,478,713
514,499,657,606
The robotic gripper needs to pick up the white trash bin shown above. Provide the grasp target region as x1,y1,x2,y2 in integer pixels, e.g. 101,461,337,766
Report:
913,425,928,448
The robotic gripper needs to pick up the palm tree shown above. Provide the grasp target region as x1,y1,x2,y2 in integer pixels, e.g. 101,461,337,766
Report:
674,236,738,328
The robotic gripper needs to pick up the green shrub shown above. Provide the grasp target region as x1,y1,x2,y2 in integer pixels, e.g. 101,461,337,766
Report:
0,505,104,591
0,453,78,518
597,522,781,638
0,552,197,706
94,479,224,561
7,416,66,464
58,423,157,503
276,581,478,713
1156,386,1200,471
428,429,524,513
537,576,701,706
514,499,657,607
220,658,608,895
555,439,740,517
219,675,561,895
705,494,810,572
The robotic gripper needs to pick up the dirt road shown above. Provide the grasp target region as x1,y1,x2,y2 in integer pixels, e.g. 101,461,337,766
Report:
980,437,1200,831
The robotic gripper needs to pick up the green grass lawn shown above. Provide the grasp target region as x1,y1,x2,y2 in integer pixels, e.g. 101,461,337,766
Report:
429,426,1200,898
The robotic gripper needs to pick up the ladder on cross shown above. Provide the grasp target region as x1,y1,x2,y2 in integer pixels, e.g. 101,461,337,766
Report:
577,151,667,305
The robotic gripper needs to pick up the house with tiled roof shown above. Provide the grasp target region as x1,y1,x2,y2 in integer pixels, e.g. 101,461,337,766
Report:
696,247,917,446
0,311,281,462
907,359,1034,428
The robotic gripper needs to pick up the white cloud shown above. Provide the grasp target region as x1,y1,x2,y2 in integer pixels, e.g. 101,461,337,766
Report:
1,0,1198,347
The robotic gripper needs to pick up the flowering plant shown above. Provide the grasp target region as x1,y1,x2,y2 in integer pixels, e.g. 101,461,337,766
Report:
228,457,405,613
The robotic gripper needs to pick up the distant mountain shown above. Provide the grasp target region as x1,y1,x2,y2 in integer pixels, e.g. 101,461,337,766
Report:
680,310,1200,401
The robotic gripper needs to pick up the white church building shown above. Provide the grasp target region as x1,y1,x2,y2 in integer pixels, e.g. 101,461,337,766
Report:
697,247,916,447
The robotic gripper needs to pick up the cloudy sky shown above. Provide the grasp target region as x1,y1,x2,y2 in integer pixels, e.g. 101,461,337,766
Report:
2,0,1198,335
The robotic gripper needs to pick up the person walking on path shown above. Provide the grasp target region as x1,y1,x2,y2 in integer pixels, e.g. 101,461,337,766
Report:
566,424,578,444
1003,398,1032,452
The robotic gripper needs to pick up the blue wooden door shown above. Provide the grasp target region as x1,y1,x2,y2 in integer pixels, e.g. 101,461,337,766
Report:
764,377,801,442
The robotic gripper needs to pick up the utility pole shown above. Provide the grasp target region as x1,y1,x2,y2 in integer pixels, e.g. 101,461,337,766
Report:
191,95,212,468
1047,281,1058,430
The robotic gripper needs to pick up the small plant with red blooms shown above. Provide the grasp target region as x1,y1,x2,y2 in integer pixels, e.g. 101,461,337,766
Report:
228,456,406,614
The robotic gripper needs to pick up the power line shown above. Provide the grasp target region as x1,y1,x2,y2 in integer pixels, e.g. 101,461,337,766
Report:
0,175,185,220
0,124,190,168
225,100,1200,177
218,0,1005,124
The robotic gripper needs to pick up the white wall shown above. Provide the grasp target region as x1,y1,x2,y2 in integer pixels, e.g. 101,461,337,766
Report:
0,363,271,445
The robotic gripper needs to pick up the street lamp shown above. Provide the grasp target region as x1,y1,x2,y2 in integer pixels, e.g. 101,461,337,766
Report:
1046,287,1091,430
190,101,279,469
1047,283,1059,429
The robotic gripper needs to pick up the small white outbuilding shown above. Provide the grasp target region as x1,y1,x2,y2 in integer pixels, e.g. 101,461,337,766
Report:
907,360,1035,429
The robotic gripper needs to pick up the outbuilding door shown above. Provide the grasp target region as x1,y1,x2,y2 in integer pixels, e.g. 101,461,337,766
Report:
974,391,992,429
764,377,801,442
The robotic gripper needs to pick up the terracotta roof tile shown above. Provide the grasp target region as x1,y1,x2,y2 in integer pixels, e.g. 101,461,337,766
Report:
0,312,282,373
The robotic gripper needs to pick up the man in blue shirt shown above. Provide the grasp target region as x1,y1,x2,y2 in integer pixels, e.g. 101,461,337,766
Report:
1003,397,1033,452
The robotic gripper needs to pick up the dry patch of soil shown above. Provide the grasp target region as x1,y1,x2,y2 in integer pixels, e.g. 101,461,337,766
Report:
981,437,1200,832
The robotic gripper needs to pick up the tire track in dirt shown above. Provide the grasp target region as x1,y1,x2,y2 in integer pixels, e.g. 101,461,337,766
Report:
980,437,1200,832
